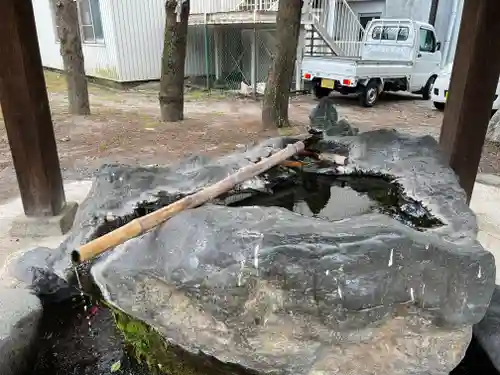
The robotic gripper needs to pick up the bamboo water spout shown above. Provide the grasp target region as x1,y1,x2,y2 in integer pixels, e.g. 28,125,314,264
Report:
71,141,306,264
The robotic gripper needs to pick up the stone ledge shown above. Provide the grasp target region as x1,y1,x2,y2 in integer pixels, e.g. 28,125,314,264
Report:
476,173,500,188
9,202,78,238
0,287,42,375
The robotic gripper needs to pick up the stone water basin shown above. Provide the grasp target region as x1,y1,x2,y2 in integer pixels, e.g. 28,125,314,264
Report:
4,129,495,375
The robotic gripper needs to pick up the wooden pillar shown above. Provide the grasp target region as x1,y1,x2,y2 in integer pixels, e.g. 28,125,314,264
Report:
0,0,66,216
439,0,500,203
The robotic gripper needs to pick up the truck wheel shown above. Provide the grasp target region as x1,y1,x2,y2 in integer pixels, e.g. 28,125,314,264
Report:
359,81,380,107
422,76,437,100
313,85,332,99
433,101,445,111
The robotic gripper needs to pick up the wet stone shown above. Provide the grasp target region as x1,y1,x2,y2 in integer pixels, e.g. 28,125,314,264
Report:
32,298,151,375
0,288,42,375
8,129,496,375
473,286,500,373
451,336,500,375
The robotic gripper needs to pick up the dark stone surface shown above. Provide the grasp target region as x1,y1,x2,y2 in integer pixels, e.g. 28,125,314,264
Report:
0,288,42,375
451,336,500,375
8,126,496,374
312,129,481,243
93,203,492,329
474,286,500,372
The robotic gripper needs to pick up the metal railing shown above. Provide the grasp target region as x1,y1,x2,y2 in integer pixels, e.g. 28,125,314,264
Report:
305,0,365,57
237,0,277,11
189,0,365,57
190,0,277,14
190,0,241,14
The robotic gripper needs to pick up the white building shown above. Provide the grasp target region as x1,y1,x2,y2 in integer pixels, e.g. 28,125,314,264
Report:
433,0,464,67
32,0,459,86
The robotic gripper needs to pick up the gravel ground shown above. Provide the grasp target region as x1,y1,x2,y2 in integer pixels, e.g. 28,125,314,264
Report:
0,71,498,203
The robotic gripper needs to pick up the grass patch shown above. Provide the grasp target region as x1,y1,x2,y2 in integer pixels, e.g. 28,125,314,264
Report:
43,70,231,104
185,89,229,101
44,69,116,97
277,127,303,137
44,70,68,92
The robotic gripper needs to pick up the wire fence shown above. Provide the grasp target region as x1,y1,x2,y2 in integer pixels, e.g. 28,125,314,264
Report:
185,25,287,94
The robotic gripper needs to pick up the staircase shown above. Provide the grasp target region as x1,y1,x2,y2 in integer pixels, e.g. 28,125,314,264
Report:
189,0,364,57
236,0,365,57
305,0,365,57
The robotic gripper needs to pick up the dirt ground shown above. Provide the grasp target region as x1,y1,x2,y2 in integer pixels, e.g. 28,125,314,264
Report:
0,71,498,203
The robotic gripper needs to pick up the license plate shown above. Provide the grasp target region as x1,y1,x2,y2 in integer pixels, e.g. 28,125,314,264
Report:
321,79,335,89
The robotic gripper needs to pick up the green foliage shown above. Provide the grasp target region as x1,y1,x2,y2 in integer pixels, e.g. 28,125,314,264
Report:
111,307,200,375
110,360,121,372
110,306,256,375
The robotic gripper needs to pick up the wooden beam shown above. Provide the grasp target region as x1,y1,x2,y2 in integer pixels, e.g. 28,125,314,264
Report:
0,0,66,216
439,0,500,203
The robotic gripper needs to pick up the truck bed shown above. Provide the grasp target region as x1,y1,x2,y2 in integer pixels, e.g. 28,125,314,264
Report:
302,56,414,81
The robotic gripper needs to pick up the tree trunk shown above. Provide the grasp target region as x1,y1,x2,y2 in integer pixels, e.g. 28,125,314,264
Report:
159,0,190,122
487,110,500,142
55,0,90,115
262,0,303,129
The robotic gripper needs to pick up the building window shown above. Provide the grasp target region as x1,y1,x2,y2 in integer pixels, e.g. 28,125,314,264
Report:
50,0,60,41
79,0,104,43
419,28,436,53
50,0,104,44
359,13,381,29
359,13,381,40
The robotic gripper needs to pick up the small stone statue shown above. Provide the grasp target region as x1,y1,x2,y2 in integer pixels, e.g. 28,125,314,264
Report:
308,97,359,136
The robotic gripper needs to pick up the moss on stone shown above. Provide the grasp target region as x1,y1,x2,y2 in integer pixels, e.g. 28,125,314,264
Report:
110,306,257,375
111,307,195,375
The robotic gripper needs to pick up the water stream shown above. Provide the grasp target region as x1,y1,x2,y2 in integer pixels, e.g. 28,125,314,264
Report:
74,266,93,334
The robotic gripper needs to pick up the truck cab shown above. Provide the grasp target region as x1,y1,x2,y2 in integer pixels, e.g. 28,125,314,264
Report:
302,19,442,106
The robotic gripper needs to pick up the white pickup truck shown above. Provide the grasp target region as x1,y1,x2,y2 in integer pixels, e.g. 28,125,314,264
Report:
302,19,442,107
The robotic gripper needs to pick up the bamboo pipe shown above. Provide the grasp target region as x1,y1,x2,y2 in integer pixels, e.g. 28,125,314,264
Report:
280,160,306,168
71,141,306,264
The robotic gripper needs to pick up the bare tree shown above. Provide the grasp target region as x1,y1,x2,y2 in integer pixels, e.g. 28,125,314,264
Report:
262,0,303,128
54,0,90,115
487,110,500,142
159,0,190,122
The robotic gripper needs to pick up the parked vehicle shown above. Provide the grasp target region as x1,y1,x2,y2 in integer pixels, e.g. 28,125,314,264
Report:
431,63,500,111
302,19,442,107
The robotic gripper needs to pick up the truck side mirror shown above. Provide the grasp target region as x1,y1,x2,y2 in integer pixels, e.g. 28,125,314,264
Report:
436,41,441,52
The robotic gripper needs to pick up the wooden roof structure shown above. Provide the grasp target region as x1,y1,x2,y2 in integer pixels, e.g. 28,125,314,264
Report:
0,0,500,217
0,0,66,217
439,0,500,203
